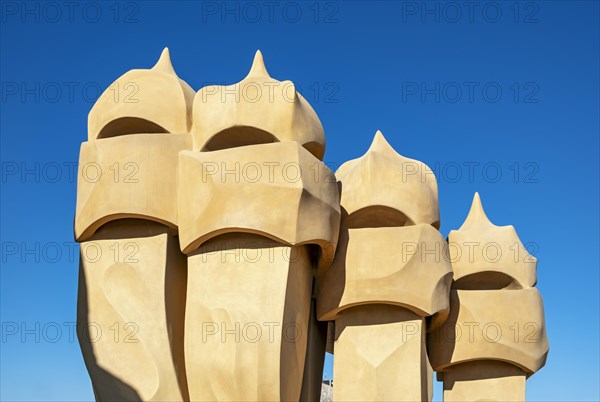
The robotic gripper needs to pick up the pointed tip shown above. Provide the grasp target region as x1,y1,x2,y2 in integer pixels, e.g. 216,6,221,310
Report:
460,192,493,230
247,50,270,77
368,130,397,155
152,47,176,75
468,192,486,218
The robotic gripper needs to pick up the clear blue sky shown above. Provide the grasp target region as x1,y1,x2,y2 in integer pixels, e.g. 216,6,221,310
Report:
1,1,598,401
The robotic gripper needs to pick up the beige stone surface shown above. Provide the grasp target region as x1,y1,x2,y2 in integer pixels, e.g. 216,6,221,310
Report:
317,225,452,321
178,141,340,266
75,47,549,401
428,288,549,375
448,193,537,290
77,220,188,401
184,234,312,401
335,131,439,228
316,130,445,401
75,134,191,241
88,48,194,140
440,361,526,402
332,305,431,402
428,193,549,400
177,53,332,401
192,51,326,160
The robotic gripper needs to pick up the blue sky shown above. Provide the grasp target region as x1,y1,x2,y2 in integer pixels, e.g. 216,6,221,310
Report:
1,1,598,401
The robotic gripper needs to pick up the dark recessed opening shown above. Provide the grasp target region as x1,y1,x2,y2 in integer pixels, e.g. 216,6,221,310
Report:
453,272,517,290
98,117,169,139
202,126,276,151
344,206,414,228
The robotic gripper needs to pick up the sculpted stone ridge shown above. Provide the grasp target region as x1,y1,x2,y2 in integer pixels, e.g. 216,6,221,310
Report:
317,130,447,402
317,225,452,321
185,235,312,401
192,51,326,160
448,193,537,289
332,305,432,402
74,48,549,402
88,48,195,140
336,131,440,228
77,222,188,401
177,141,340,264
427,288,549,375
440,361,527,402
75,133,191,241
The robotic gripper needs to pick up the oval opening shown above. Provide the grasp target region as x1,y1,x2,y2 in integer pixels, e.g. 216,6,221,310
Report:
202,126,276,151
344,206,414,228
453,271,519,290
98,117,169,139
303,141,324,160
